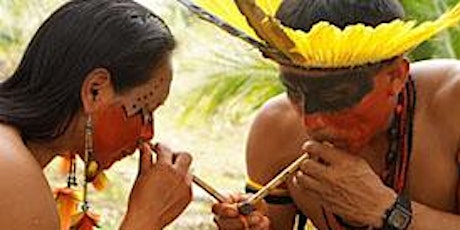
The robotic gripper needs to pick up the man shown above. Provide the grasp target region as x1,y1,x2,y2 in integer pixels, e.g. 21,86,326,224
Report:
179,0,460,229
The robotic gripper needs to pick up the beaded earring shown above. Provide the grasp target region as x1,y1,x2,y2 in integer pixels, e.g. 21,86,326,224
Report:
70,115,101,230
54,153,82,230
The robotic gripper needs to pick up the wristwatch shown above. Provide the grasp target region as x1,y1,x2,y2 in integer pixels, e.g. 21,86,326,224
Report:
382,194,412,230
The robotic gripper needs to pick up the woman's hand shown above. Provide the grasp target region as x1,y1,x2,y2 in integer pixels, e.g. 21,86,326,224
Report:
121,143,193,230
212,194,270,230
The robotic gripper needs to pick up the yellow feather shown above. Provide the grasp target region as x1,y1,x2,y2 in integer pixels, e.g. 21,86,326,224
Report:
233,0,305,63
194,0,282,41
54,188,82,230
91,172,109,191
256,0,283,16
280,1,460,68
190,0,460,68
193,0,257,39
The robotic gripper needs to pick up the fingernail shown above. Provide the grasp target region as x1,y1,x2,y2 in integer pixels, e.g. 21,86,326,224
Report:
224,207,238,216
248,215,261,223
296,171,303,177
302,141,314,150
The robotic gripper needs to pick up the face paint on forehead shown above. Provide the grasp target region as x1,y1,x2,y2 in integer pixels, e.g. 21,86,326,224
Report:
279,64,384,114
120,71,171,117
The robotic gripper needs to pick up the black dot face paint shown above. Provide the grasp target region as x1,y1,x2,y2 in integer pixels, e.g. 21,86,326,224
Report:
120,66,172,118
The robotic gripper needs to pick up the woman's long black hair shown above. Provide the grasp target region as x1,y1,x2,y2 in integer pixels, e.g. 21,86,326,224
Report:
0,0,175,141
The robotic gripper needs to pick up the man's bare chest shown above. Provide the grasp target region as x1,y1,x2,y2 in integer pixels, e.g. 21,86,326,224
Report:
408,119,459,212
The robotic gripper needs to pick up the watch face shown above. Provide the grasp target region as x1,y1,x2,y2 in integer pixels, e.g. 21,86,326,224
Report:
388,208,411,229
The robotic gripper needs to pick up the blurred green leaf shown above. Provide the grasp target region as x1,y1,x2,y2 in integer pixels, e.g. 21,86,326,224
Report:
401,0,460,60
0,0,64,78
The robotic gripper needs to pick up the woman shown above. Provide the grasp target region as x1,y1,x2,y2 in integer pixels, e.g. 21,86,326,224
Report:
0,0,192,229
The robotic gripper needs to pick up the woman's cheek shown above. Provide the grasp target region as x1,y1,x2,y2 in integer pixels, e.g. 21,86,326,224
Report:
92,106,145,169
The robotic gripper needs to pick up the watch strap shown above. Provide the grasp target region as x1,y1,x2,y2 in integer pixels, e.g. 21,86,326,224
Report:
382,194,412,230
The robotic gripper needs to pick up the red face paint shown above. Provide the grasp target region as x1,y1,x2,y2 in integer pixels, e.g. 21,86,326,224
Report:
89,59,172,170
302,75,394,152
92,105,154,169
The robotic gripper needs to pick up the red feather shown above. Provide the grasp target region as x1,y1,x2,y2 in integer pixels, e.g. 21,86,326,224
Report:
71,212,100,230
54,188,82,230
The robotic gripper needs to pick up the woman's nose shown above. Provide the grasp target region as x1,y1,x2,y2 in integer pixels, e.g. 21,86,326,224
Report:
140,114,154,140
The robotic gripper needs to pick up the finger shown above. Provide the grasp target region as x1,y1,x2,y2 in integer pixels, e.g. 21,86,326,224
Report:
173,152,193,173
240,216,249,230
138,143,153,175
302,140,345,165
246,212,263,227
299,158,327,179
184,173,193,186
228,193,248,203
153,142,173,164
212,203,239,217
259,216,270,230
294,171,322,193
214,215,248,230
250,215,270,230
229,193,241,203
219,195,234,204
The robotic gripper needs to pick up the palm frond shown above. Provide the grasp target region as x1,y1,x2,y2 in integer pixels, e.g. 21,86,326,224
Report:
178,49,281,125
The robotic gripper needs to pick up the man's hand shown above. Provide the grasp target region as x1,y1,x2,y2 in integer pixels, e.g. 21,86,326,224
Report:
291,140,396,228
212,194,270,230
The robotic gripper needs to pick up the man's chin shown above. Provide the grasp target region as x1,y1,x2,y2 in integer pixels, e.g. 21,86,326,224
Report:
343,134,376,153
345,142,368,154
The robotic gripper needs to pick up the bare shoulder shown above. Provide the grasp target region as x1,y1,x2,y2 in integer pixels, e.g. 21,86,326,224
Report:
411,59,460,113
410,59,460,149
246,93,308,182
410,59,460,96
0,124,59,229
249,93,303,135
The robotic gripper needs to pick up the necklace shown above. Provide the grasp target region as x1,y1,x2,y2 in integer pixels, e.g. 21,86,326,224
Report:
324,75,417,230
384,75,416,193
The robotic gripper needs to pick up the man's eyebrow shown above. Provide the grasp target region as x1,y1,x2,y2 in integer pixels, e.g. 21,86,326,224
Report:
328,83,358,92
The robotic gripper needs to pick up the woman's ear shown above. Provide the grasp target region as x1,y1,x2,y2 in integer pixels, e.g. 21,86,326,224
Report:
388,58,410,95
81,68,115,113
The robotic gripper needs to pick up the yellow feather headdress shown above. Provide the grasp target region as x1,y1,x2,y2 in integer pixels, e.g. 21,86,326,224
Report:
178,0,460,69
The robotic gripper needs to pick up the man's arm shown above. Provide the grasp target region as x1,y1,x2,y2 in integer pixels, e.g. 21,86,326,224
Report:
246,94,307,229
407,202,460,230
295,139,460,230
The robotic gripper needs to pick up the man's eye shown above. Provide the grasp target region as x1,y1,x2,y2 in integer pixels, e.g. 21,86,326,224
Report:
320,84,358,101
